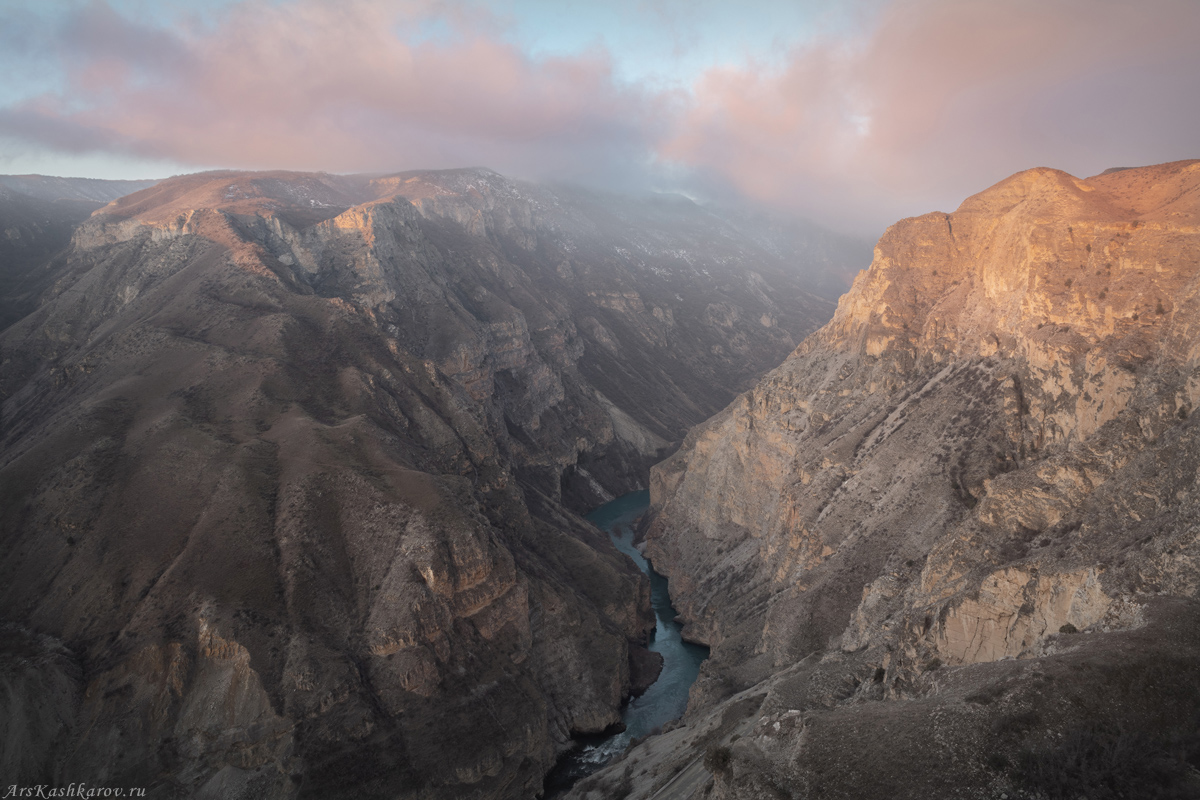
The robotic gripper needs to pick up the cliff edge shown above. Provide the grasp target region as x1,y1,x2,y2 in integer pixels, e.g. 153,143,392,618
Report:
572,160,1200,799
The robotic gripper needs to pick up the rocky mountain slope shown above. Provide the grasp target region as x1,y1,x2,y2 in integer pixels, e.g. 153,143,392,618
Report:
0,169,860,798
569,160,1200,799
0,176,159,331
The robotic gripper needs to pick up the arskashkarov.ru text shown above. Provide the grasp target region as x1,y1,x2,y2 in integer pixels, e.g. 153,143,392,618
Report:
3,786,146,798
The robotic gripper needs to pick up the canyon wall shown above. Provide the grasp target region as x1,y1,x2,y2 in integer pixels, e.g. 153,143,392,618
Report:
0,169,858,798
570,161,1200,799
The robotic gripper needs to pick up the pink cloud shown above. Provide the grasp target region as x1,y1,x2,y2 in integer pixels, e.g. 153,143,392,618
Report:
6,0,671,185
661,0,1200,229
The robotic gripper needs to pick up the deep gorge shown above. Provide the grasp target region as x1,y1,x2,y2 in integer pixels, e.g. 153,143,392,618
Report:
0,169,860,799
566,160,1200,800
544,491,709,798
6,161,1200,800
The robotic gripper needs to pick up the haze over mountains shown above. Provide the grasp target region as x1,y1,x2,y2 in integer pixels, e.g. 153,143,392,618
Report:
0,176,160,331
0,167,865,798
0,176,160,204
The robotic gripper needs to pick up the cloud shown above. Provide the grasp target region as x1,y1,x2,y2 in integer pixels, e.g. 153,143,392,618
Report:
0,0,674,187
0,0,1197,232
661,0,1200,229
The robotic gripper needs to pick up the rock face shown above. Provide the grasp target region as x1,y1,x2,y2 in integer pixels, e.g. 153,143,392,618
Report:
568,161,1200,799
0,169,858,798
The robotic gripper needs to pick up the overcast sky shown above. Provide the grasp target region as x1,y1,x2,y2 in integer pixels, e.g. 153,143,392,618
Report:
1,0,1197,234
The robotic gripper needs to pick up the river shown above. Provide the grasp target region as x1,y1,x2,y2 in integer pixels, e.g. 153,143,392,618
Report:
542,491,709,796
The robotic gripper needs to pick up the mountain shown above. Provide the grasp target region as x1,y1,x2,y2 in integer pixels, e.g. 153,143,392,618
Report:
0,175,160,204
0,168,864,798
0,176,161,331
568,160,1200,799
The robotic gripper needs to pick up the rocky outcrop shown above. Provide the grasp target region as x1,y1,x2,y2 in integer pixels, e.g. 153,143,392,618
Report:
570,160,1200,799
0,169,859,798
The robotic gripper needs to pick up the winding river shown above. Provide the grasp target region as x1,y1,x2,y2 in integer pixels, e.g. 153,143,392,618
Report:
543,491,709,796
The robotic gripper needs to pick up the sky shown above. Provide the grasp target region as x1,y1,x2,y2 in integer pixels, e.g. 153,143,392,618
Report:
0,0,1197,234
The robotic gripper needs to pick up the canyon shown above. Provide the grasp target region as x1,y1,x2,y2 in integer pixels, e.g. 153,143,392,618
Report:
0,169,863,798
5,159,1198,800
568,160,1200,799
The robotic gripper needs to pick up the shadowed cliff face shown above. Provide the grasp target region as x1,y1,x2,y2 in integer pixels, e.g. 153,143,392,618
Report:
566,161,1200,800
0,169,856,798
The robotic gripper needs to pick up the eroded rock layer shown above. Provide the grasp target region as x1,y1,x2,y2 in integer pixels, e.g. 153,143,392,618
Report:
570,160,1200,800
0,169,856,798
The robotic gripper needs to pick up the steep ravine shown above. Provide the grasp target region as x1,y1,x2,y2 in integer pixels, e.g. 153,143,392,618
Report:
0,169,859,799
544,492,709,798
568,160,1200,800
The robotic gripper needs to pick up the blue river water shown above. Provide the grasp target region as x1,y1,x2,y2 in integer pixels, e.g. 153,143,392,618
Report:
542,491,709,795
